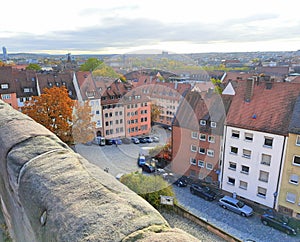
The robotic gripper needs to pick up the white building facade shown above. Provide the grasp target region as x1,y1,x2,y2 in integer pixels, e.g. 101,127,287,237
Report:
221,126,286,208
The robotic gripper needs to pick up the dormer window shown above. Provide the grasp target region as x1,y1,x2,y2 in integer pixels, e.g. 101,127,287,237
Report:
48,82,53,87
210,122,217,128
1,83,9,89
200,120,206,126
24,87,33,93
55,82,60,87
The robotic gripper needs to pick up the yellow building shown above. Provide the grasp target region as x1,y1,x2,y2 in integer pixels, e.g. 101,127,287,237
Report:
278,96,300,219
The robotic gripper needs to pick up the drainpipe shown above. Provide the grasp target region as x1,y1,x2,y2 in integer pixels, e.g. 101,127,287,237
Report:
274,136,287,210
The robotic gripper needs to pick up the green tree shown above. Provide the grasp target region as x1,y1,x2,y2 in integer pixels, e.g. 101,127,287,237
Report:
26,63,42,70
211,78,223,94
92,62,120,78
22,86,74,144
120,172,175,209
72,101,96,144
80,58,103,71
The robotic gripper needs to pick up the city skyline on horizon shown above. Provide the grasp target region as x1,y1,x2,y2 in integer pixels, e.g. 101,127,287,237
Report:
1,0,300,55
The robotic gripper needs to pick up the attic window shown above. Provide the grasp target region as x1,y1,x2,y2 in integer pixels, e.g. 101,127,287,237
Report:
200,120,206,126
48,82,53,87
1,83,9,89
24,87,33,93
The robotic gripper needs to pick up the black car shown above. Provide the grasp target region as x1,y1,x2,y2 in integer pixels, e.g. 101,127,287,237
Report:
190,184,217,201
138,137,147,143
261,212,297,235
142,163,155,173
163,173,188,187
105,138,113,145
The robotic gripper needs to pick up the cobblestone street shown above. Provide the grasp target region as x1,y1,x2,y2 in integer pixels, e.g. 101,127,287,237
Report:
75,141,300,242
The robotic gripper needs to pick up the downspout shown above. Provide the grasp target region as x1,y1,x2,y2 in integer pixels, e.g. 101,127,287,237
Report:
274,136,287,210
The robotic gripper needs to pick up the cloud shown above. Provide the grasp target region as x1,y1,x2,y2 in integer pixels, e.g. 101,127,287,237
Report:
1,15,300,53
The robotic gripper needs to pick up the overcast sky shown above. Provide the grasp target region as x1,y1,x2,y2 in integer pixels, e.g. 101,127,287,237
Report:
1,0,300,54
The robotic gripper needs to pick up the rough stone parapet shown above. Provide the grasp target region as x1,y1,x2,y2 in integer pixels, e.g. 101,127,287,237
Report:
0,100,198,242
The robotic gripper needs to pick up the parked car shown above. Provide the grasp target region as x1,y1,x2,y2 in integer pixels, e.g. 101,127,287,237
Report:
137,155,146,167
105,138,113,145
190,184,217,201
152,136,160,142
142,163,155,173
144,136,153,143
261,212,297,235
112,138,122,145
162,173,188,187
131,137,140,144
138,137,147,143
218,195,253,217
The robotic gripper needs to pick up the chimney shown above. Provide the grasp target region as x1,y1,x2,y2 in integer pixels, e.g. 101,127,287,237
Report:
244,78,254,102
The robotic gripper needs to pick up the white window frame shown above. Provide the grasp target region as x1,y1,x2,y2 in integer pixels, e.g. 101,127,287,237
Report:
286,192,296,204
289,174,299,185
241,165,249,174
244,133,253,141
227,177,235,186
229,162,237,171
199,147,206,154
198,160,205,168
257,186,267,198
191,132,198,139
231,130,240,139
206,163,213,170
259,170,269,183
207,149,214,157
296,135,300,146
200,120,206,126
1,83,9,89
191,145,197,152
190,158,196,165
199,133,206,141
210,121,216,128
261,154,271,166
208,135,215,143
242,149,251,159
293,155,300,166
264,137,273,148
239,180,248,190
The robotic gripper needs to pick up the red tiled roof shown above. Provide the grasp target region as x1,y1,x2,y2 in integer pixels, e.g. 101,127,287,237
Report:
226,81,300,135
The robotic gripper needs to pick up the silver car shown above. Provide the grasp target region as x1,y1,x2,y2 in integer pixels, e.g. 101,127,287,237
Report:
218,195,253,217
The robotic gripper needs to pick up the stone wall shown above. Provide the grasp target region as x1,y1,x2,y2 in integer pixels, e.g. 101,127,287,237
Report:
0,100,198,242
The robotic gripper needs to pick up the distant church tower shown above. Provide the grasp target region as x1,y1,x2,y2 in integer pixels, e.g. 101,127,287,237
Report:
2,46,8,61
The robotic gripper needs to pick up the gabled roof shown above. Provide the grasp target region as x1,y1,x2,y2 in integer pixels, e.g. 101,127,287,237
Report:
75,71,101,100
226,81,300,135
288,95,300,135
173,90,229,135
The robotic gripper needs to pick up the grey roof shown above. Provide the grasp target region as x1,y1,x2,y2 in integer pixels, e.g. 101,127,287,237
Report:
288,95,300,134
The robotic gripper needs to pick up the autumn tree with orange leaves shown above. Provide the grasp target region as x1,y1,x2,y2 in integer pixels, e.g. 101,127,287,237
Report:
72,101,96,144
22,86,74,144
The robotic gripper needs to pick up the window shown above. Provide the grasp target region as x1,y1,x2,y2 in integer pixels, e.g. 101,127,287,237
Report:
206,163,213,170
264,137,273,148
286,192,296,203
191,145,197,152
257,187,267,198
191,132,198,139
229,162,237,170
200,120,206,126
199,133,206,141
105,113,108,118
261,154,271,166
190,158,196,165
239,181,248,190
230,146,238,155
289,174,299,185
244,133,253,141
208,136,215,143
242,149,251,158
199,147,205,154
293,156,300,166
231,130,240,138
210,122,216,128
1,83,9,89
259,170,269,183
198,160,205,167
227,177,235,185
296,135,300,146
207,149,214,157
241,165,249,174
